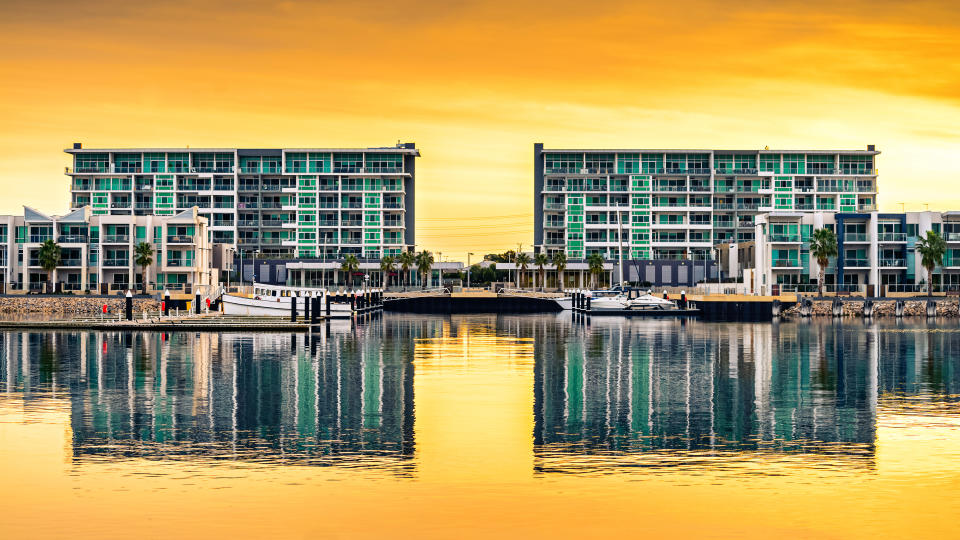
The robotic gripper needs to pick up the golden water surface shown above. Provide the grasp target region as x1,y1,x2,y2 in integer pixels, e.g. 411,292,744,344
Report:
1,315,959,539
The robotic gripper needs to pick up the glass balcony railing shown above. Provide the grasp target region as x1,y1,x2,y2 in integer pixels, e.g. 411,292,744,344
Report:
102,235,129,243
844,258,870,267
166,235,194,244
102,258,128,267
878,232,907,242
772,259,800,268
769,234,801,242
878,258,906,267
945,233,960,242
57,235,88,243
844,233,869,242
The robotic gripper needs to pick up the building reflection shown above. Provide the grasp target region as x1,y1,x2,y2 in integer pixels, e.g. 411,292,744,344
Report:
533,317,960,474
0,320,415,473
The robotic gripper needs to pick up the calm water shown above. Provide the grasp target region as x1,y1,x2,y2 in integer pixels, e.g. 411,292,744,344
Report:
2,315,960,538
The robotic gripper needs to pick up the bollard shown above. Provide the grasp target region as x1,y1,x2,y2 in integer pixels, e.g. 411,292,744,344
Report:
927,300,937,318
832,298,842,317
326,293,331,317
586,293,592,311
291,295,297,322
305,293,311,321
863,299,874,318
125,290,133,321
311,296,321,325
680,290,687,310
895,300,905,318
163,289,170,316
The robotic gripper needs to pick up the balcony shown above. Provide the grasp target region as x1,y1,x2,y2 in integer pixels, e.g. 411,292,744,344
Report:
844,258,870,268
134,202,153,209
769,234,801,243
110,201,132,209
166,235,195,244
341,220,363,227
342,238,362,245
102,258,129,267
772,259,801,268
383,202,404,209
57,234,88,243
807,167,836,175
102,235,129,243
383,221,404,228
261,220,291,227
844,233,869,243
58,259,83,267
878,232,907,242
946,233,960,243
878,258,906,267
166,259,192,267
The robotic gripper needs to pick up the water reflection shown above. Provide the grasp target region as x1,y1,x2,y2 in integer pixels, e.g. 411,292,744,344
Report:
533,317,960,475
0,321,416,472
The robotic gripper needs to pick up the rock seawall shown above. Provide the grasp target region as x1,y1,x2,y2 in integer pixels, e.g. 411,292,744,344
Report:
0,296,161,315
780,300,960,318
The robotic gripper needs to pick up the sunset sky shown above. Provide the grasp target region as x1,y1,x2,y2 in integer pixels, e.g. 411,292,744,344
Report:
1,0,959,260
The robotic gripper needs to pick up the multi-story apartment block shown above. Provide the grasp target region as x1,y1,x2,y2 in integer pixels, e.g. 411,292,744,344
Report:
0,206,214,294
752,211,960,295
534,143,879,262
66,143,418,260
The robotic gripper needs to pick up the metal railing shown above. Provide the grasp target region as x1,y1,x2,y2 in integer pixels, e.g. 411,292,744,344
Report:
772,259,801,268
57,234,88,243
844,258,870,267
878,232,907,242
878,258,906,267
166,235,195,243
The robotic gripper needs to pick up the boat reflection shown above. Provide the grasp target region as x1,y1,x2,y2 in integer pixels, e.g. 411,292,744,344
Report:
0,320,416,473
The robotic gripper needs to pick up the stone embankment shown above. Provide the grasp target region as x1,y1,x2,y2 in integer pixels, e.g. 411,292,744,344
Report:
0,296,161,316
780,299,960,318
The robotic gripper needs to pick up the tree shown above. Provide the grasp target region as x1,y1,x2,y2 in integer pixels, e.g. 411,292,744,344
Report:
587,253,605,289
552,251,567,290
37,239,61,293
340,254,360,288
809,227,838,297
916,230,946,297
134,242,154,294
416,250,434,288
515,252,530,288
534,252,548,291
398,250,416,290
380,255,395,288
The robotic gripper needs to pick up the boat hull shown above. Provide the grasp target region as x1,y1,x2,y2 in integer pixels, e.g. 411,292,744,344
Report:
221,294,353,318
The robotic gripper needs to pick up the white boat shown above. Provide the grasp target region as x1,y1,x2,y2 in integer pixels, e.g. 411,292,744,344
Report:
221,283,361,319
589,294,631,311
625,293,678,310
553,296,573,310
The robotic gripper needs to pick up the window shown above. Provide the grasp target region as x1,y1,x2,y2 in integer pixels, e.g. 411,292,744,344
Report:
545,153,582,173
617,153,640,174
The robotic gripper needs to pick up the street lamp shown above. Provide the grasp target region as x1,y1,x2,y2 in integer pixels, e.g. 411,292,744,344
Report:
467,252,474,288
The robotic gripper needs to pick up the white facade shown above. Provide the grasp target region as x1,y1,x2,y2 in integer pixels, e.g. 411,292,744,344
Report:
752,211,960,295
0,206,215,294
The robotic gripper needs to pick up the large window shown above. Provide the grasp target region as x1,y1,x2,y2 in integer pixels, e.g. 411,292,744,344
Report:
545,153,582,173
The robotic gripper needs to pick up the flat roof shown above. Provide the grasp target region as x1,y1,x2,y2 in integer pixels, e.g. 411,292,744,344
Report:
65,146,421,156
538,147,879,155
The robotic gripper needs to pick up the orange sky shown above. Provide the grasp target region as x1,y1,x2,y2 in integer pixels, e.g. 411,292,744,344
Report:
1,0,959,261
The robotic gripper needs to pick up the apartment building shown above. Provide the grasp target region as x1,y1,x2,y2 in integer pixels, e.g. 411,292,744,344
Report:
533,143,878,263
0,206,215,294
66,143,418,260
752,211,960,295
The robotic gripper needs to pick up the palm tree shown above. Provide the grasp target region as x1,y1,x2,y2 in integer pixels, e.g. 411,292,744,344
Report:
38,239,61,293
534,252,548,291
515,252,530,288
380,255,395,288
587,253,605,289
552,251,567,290
398,251,416,290
340,254,360,288
916,230,946,297
134,241,154,294
809,227,838,297
416,250,434,288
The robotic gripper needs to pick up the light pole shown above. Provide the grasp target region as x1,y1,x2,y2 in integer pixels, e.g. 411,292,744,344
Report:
467,252,474,288
251,249,259,285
